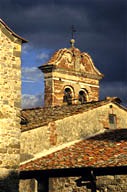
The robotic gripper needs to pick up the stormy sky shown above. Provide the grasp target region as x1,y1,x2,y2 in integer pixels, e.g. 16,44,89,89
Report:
0,0,127,108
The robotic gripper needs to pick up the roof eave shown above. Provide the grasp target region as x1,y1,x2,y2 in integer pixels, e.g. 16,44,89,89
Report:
0,18,28,43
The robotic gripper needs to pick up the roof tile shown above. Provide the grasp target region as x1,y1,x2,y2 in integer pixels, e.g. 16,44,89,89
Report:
20,129,127,171
21,98,126,132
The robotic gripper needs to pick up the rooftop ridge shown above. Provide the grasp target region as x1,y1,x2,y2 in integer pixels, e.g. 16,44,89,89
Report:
0,18,27,43
21,99,126,132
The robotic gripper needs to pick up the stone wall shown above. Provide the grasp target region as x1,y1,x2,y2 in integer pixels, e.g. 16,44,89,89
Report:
21,103,127,162
0,20,23,191
19,175,127,192
49,177,88,192
49,175,127,192
96,175,127,192
19,179,37,192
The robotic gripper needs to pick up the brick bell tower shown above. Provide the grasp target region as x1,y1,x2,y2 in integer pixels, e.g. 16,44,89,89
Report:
39,39,103,107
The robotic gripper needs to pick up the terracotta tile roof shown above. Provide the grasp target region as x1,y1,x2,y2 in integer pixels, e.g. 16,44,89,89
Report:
21,98,125,132
20,129,127,171
0,18,27,43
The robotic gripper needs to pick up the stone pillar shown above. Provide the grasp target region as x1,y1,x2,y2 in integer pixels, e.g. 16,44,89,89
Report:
0,19,26,191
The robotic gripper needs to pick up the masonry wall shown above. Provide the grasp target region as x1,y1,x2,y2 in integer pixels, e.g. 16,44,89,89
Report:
19,174,127,192
44,70,100,107
19,179,37,192
52,76,99,106
0,22,22,191
21,103,127,162
49,175,127,192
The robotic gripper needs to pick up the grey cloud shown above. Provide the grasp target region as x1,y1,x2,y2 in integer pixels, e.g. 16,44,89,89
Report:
22,67,43,82
22,94,43,109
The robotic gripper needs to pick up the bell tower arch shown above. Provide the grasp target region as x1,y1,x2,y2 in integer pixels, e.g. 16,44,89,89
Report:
63,86,75,105
78,89,88,104
39,39,103,107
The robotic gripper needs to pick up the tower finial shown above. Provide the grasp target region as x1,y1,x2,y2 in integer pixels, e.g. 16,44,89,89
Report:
70,25,76,47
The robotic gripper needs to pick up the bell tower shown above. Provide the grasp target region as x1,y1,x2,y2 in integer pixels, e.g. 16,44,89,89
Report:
39,39,103,107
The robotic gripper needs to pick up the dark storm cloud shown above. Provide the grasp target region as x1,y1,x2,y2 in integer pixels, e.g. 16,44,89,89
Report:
1,0,126,37
100,81,127,105
0,0,126,101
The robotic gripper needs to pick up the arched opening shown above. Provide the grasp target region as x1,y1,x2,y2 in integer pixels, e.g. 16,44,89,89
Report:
78,89,88,104
63,87,73,105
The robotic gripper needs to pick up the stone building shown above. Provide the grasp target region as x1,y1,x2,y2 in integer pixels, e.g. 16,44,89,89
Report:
0,19,127,192
19,39,127,191
0,19,27,192
20,129,127,192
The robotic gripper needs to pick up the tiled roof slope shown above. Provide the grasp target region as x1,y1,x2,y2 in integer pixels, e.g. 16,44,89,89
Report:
21,98,125,132
20,129,127,171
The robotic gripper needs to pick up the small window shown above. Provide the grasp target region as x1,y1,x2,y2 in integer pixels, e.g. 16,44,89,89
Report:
63,87,72,105
109,114,116,129
78,90,87,104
